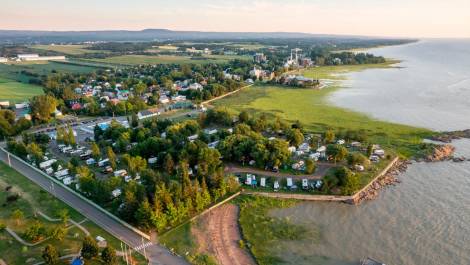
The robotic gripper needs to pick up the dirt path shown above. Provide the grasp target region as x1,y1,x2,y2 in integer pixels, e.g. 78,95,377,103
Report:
224,162,335,179
193,204,255,265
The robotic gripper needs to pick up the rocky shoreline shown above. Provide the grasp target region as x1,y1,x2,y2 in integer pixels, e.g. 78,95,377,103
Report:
353,160,410,204
353,143,460,204
430,129,470,143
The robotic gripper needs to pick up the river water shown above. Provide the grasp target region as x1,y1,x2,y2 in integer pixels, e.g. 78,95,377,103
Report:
271,40,470,265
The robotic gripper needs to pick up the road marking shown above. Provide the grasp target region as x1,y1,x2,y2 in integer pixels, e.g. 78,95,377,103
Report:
134,241,153,251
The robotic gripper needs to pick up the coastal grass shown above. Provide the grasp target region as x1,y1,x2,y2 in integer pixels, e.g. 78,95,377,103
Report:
159,222,218,265
236,196,316,265
84,54,251,66
0,161,145,265
0,77,43,103
160,222,195,256
213,63,433,158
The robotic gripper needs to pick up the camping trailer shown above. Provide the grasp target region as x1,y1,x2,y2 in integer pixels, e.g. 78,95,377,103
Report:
260,177,266,187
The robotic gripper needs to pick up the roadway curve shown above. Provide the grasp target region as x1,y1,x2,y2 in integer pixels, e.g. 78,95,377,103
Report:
0,147,188,265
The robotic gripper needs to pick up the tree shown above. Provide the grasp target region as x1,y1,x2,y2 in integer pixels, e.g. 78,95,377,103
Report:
164,153,174,175
101,246,118,265
56,209,69,224
91,142,100,160
326,144,348,163
325,129,335,144
287,128,304,147
305,159,316,174
131,113,139,128
30,95,57,123
238,111,250,123
67,126,76,146
134,82,147,96
81,235,99,259
135,199,154,231
107,147,117,169
347,152,370,167
28,142,44,166
12,209,24,225
42,244,59,265
366,144,374,157
48,226,66,241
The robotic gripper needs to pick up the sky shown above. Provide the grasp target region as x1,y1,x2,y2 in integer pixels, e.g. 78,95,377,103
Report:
1,0,470,38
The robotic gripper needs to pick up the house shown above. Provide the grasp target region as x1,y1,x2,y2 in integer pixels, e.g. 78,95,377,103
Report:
208,141,219,149
15,102,29,109
53,109,63,118
112,189,122,198
138,108,160,120
253,53,267,63
204,128,218,135
298,143,311,152
71,103,82,111
0,57,7,63
159,95,170,104
0,101,10,107
171,95,186,102
188,134,199,142
288,146,297,153
189,83,203,91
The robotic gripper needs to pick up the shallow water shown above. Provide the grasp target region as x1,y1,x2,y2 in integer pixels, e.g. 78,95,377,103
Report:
330,40,470,131
271,40,470,265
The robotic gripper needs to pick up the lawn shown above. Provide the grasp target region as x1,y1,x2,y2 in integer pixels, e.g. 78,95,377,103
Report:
32,44,107,55
84,54,251,66
0,77,43,103
0,161,146,265
213,63,433,158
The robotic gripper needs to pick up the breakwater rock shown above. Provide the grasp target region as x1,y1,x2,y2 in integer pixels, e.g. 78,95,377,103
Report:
353,160,410,204
425,144,455,162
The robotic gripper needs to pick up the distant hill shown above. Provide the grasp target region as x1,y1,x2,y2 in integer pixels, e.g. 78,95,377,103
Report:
0,28,402,44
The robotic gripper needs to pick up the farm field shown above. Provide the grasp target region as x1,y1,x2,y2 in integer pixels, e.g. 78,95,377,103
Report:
0,61,97,83
32,44,108,55
213,63,432,157
0,77,43,103
0,161,145,265
84,54,251,65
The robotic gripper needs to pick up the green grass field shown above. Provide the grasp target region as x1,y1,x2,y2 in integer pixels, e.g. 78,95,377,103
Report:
0,61,97,83
32,44,108,55
0,77,43,103
84,54,251,66
214,63,433,157
0,161,145,265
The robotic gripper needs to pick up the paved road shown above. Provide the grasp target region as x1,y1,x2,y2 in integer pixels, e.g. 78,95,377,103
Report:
0,147,188,265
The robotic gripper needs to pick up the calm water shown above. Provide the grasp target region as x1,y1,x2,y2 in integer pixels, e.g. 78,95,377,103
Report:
271,40,470,265
330,40,470,131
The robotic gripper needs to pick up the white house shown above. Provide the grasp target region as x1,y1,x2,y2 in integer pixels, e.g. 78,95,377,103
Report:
138,108,160,120
0,57,7,63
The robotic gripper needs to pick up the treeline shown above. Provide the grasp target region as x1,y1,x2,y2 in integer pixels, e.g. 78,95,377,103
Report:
0,110,32,138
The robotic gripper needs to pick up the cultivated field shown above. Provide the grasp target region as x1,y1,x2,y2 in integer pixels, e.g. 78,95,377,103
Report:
213,63,432,157
32,44,107,55
0,77,43,103
0,62,97,83
84,54,251,66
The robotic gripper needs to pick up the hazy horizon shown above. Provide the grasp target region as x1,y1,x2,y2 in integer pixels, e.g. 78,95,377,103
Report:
1,0,469,39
